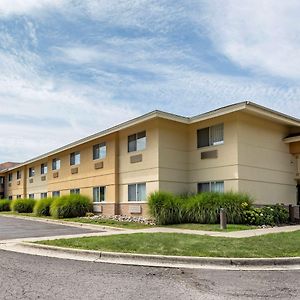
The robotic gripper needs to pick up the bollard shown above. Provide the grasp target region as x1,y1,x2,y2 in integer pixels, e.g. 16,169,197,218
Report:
289,204,295,223
220,208,227,230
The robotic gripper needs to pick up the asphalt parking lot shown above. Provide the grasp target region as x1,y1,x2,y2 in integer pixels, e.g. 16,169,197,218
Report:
0,216,99,240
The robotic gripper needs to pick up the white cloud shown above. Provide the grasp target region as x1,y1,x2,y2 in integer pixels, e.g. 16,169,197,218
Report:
201,0,300,80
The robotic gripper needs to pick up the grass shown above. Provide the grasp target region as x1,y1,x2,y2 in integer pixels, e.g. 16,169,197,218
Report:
36,231,300,258
0,212,258,231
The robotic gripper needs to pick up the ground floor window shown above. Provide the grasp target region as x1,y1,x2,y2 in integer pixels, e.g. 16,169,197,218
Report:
17,195,22,199
52,191,60,198
41,192,47,199
28,193,34,199
197,181,224,193
70,188,80,195
128,183,146,202
93,186,106,203
8,196,12,200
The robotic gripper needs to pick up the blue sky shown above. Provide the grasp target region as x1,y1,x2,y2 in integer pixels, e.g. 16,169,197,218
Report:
1,0,300,162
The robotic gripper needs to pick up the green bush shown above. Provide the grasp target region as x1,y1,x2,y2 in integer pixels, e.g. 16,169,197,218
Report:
50,194,92,219
148,191,253,225
243,204,289,226
34,198,54,216
11,198,35,213
0,199,11,212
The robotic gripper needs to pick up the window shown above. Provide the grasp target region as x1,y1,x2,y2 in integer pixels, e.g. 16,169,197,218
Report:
197,124,224,148
29,168,35,177
70,152,80,166
28,193,34,199
52,191,60,197
8,173,12,182
197,181,224,193
41,192,48,199
70,188,80,195
8,196,12,200
17,170,21,180
128,131,146,152
93,142,106,160
17,195,21,199
52,159,60,170
93,186,106,203
41,163,48,175
128,183,146,201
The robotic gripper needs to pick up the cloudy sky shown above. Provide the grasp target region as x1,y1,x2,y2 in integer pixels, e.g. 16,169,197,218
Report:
1,0,300,162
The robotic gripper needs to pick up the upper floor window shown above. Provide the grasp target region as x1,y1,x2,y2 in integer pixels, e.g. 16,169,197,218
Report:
128,183,146,202
93,142,106,160
197,124,224,148
93,186,106,202
8,173,12,182
70,152,80,166
70,188,80,195
41,163,48,175
197,181,224,193
17,170,21,180
128,131,146,153
29,168,35,177
52,158,60,171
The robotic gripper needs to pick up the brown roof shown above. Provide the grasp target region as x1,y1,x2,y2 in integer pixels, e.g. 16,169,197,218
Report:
0,162,20,172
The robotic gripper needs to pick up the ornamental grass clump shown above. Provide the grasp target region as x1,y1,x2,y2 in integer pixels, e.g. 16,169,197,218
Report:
11,198,35,213
50,194,92,219
148,191,253,225
34,198,54,216
0,199,11,212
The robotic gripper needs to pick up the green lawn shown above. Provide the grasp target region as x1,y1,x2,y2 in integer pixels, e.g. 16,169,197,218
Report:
166,223,257,232
36,231,300,258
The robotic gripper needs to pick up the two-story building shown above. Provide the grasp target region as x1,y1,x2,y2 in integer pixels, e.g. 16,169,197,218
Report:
1,101,300,216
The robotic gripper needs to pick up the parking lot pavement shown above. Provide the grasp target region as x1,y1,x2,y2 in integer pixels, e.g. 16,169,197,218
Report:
0,216,101,240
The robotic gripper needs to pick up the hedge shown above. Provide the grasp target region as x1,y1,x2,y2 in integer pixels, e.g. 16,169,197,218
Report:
50,194,92,219
34,198,54,216
0,199,11,212
11,198,35,213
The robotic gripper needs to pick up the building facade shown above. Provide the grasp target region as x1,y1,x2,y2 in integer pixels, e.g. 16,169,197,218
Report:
1,102,300,216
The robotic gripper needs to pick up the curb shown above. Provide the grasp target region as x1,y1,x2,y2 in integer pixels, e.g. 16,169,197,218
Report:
21,242,300,268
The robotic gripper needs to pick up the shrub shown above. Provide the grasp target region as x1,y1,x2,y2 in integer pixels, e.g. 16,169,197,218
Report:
0,199,11,212
11,198,35,213
148,191,253,225
50,194,92,219
243,204,289,226
34,198,54,216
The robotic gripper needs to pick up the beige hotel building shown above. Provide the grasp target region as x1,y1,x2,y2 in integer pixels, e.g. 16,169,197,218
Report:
1,101,300,217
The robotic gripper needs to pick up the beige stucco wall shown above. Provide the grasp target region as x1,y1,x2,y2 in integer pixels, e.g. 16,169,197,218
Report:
5,166,26,199
188,113,239,194
26,161,48,198
118,119,159,204
236,112,297,205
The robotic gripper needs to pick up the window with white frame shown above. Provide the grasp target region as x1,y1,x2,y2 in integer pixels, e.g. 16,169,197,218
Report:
52,159,60,170
41,192,48,199
70,152,80,166
93,186,106,202
70,188,80,195
29,168,35,177
93,142,106,160
41,163,48,175
128,183,146,201
52,191,60,197
197,181,224,193
28,193,34,199
128,131,146,152
197,123,224,148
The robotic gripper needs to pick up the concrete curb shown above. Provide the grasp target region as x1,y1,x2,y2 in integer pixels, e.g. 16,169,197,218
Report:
21,242,300,269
